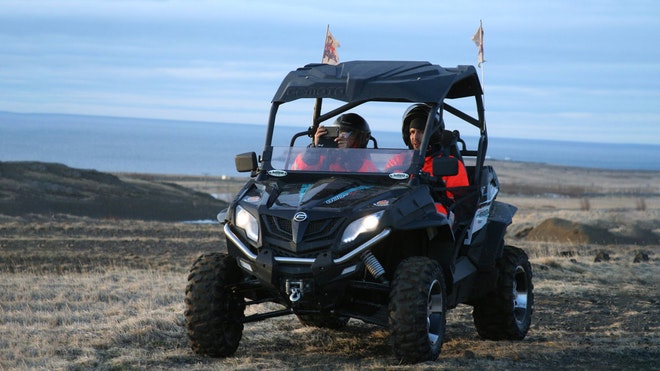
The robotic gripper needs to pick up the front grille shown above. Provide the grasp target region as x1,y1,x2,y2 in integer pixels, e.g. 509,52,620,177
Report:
270,216,292,237
264,215,291,239
306,219,339,239
261,214,345,258
264,215,341,242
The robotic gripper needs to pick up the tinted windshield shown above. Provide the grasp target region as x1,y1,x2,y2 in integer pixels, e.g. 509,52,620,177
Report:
270,146,414,175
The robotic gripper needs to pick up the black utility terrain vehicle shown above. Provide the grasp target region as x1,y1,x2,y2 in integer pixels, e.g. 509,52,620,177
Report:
185,61,533,363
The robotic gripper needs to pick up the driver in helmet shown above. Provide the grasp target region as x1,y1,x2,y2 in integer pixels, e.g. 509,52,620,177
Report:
292,113,377,172
387,104,469,216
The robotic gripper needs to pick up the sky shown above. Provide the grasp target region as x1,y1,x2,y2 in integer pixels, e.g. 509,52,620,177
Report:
0,0,658,145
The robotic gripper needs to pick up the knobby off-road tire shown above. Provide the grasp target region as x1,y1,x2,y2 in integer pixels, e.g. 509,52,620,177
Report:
296,314,350,329
472,245,534,340
388,256,447,363
185,253,246,357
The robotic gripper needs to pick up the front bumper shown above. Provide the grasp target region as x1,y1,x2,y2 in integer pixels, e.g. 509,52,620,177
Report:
224,223,390,291
224,223,391,266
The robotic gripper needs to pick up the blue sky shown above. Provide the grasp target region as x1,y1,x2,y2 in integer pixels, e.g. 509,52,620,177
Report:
0,0,658,145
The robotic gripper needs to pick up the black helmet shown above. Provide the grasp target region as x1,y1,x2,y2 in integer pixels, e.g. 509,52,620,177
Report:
401,104,443,149
331,113,371,148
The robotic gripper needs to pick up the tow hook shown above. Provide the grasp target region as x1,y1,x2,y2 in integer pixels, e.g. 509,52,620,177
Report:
289,288,301,302
285,280,309,303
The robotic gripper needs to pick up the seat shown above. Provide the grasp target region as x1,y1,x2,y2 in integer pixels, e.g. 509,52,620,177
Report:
368,135,378,148
440,130,464,163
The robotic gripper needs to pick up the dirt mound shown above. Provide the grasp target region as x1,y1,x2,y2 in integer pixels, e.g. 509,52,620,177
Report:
525,217,619,244
0,161,227,221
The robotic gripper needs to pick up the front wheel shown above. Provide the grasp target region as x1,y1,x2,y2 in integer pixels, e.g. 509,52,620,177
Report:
472,245,534,340
388,256,447,363
184,253,245,357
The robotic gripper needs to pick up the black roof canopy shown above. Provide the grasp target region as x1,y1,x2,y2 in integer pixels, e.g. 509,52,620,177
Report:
272,60,483,104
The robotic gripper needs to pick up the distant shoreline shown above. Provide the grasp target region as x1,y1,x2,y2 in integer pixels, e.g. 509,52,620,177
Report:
2,111,659,173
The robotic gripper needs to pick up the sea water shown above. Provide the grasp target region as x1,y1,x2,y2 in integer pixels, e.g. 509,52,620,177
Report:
1,112,658,176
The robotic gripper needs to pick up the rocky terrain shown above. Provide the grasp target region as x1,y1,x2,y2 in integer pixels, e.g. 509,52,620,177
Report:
0,161,226,221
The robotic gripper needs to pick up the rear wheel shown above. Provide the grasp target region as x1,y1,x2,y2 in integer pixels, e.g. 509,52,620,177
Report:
184,253,245,357
389,256,447,363
472,245,534,340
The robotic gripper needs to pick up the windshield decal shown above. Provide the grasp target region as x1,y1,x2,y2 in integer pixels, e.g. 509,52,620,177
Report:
268,169,287,177
388,172,409,180
324,185,372,205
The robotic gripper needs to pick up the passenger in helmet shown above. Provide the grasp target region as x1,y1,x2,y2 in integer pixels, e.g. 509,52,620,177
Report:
314,113,372,149
401,104,443,150
387,104,469,217
292,113,376,172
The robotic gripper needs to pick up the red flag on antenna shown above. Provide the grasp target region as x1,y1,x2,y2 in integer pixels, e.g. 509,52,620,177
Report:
472,21,485,67
322,26,340,65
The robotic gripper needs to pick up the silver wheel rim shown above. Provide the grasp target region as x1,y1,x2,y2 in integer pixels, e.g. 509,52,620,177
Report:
427,279,444,346
513,265,529,327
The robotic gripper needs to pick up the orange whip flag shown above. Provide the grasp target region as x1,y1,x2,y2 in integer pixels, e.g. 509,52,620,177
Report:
472,20,485,67
322,25,340,65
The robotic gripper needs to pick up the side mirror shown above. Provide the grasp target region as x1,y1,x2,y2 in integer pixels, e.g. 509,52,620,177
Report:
235,152,257,173
432,156,458,177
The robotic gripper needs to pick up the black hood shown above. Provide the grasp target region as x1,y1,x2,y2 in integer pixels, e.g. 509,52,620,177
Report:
235,177,408,255
249,177,403,212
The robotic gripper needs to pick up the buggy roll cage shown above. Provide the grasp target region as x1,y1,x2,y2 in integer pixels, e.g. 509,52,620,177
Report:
260,60,488,186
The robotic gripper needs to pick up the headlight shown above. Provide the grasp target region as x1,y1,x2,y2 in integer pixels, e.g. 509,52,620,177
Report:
235,205,259,242
341,211,384,244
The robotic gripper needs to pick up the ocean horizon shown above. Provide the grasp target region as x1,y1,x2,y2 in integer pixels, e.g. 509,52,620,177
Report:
1,111,659,176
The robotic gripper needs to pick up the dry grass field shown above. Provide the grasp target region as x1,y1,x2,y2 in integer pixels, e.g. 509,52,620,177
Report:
0,161,658,370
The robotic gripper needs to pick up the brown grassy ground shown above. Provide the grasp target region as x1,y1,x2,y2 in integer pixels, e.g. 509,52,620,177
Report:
0,161,658,370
